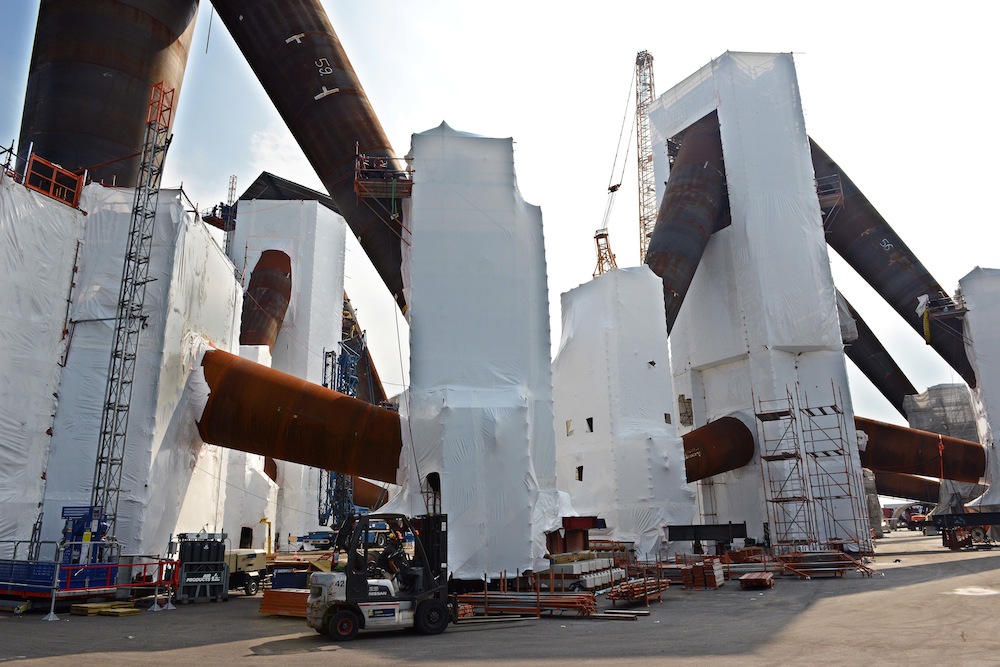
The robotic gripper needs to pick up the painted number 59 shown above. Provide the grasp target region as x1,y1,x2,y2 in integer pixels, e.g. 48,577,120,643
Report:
315,58,333,75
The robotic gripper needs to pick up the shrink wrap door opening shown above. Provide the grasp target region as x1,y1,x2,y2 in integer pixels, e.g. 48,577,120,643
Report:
240,250,292,351
644,111,728,333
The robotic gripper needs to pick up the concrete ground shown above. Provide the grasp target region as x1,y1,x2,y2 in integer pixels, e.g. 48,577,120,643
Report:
2,531,999,666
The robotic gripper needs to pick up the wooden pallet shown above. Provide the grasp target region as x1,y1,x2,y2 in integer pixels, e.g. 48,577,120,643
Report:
71,602,135,616
738,572,775,589
258,588,310,618
98,607,143,617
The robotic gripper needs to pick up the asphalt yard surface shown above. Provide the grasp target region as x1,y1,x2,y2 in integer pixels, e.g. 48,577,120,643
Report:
2,531,999,666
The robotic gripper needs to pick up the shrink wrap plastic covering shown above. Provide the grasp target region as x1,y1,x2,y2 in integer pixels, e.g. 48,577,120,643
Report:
904,384,985,513
553,268,696,558
0,179,86,544
960,268,1000,508
650,52,843,364
41,185,241,553
386,123,566,579
227,200,346,544
650,54,867,547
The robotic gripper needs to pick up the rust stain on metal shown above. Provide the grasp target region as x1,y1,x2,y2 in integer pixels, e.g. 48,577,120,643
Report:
682,416,755,483
855,416,985,483
198,349,402,483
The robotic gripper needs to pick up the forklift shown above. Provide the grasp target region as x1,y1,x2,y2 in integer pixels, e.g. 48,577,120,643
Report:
306,513,449,640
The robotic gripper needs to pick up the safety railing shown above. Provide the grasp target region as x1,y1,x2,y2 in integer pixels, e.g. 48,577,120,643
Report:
0,540,179,620
0,140,18,182
23,153,83,208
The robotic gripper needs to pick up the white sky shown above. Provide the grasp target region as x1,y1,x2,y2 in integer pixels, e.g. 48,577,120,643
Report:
2,2,997,426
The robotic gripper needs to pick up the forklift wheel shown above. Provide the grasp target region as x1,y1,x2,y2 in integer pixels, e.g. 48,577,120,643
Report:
414,599,449,635
244,579,260,596
328,609,361,641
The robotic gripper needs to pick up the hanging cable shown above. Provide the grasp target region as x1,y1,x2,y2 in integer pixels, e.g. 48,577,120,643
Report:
607,70,636,190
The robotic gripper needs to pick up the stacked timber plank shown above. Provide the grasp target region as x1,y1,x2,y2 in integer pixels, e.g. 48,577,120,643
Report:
457,591,596,617
680,561,725,590
258,588,310,618
98,607,143,617
70,601,136,616
547,551,596,564
738,572,775,589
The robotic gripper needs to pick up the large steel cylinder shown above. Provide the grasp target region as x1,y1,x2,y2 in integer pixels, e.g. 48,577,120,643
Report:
352,476,387,510
198,349,403,484
682,416,756,483
811,140,976,387
855,416,986,483
644,111,728,333
873,471,940,504
840,294,917,417
210,0,407,311
17,0,198,184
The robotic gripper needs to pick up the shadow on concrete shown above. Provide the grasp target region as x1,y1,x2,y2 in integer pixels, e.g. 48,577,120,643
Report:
2,535,999,664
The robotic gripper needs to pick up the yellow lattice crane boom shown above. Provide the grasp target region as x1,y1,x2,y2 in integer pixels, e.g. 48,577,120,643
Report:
635,50,656,261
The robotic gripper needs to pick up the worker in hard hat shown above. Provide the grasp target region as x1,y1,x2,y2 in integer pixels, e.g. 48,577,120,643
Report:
376,528,407,576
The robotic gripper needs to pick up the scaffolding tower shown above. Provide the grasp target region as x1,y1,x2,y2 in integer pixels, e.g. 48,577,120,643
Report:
755,389,816,552
91,83,174,539
635,50,657,261
800,387,871,554
317,340,364,526
755,385,870,554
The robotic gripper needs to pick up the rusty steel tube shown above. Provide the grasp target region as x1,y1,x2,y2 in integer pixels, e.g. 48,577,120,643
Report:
811,140,976,387
352,476,388,510
873,471,940,504
644,111,728,333
240,250,292,351
840,294,917,417
198,349,402,483
211,0,407,311
18,0,198,184
855,416,985,483
682,416,756,483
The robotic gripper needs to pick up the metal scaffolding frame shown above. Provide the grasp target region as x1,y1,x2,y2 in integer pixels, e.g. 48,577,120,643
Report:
90,82,174,539
755,384,869,555
756,389,816,552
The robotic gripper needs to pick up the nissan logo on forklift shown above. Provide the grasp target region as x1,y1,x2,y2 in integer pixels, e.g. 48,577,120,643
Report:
307,513,450,641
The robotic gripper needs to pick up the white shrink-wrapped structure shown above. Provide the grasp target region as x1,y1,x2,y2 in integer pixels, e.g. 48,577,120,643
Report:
1,179,351,555
228,199,347,545
553,267,696,558
40,185,242,554
959,267,1000,508
650,53,871,552
0,178,87,544
389,122,564,579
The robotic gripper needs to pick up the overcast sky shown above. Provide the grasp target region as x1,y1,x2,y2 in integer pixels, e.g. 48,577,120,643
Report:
2,2,996,426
